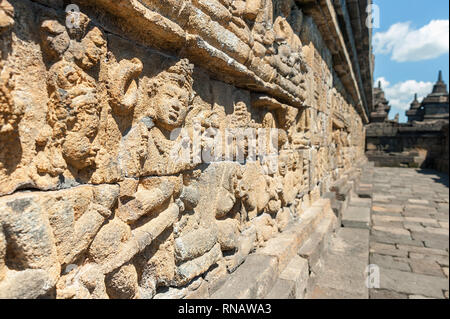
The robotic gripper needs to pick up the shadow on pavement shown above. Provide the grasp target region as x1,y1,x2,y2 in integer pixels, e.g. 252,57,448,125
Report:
417,169,449,188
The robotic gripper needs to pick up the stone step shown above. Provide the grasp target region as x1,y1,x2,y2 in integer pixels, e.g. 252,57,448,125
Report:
342,206,371,229
211,200,334,299
298,211,337,274
264,210,337,299
264,255,309,299
210,254,278,299
307,228,370,299
349,195,372,208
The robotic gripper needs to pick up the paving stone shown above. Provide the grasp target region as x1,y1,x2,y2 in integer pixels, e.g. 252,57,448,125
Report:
403,222,426,232
411,230,448,241
421,227,448,235
437,204,449,213
373,220,404,228
409,259,445,277
372,196,395,204
378,268,449,299
329,228,370,258
369,289,408,299
396,245,448,257
370,243,408,258
372,210,404,218
403,211,434,218
385,199,409,206
371,233,423,247
443,267,449,278
424,239,449,250
404,205,437,215
372,226,411,242
409,253,449,267
372,215,404,223
408,199,430,205
350,196,372,208
404,216,440,225
435,214,449,222
372,205,403,214
370,253,411,272
342,206,370,229
312,253,368,299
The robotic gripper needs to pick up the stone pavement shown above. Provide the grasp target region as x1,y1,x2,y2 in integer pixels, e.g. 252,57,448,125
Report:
309,166,449,299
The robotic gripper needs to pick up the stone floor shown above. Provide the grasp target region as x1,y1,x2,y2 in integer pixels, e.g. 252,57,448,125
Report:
309,166,449,299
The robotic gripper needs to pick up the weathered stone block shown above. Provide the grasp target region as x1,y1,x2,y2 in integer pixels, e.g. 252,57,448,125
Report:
342,206,371,229
211,254,278,299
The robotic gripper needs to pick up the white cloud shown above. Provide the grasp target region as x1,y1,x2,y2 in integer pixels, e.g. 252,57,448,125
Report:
374,20,449,62
375,77,434,111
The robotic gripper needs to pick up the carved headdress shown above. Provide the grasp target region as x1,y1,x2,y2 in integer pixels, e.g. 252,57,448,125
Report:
147,58,194,103
162,58,194,92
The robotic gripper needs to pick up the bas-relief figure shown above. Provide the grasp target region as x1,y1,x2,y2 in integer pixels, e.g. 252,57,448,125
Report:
35,17,107,180
0,0,23,186
118,58,196,178
0,0,369,299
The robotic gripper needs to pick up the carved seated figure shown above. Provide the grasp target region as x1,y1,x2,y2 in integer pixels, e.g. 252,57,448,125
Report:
260,155,283,215
290,109,311,149
234,162,271,222
142,58,195,176
36,18,106,175
278,151,299,206
117,59,197,230
0,1,20,136
46,60,101,171
0,66,20,135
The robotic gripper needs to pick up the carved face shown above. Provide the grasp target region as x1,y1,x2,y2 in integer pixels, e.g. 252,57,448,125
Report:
48,61,101,170
62,129,99,170
278,152,294,177
278,155,288,176
261,155,278,175
153,81,190,131
292,152,301,170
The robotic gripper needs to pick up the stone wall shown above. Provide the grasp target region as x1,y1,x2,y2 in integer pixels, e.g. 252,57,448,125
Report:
436,124,449,174
0,0,371,298
366,121,447,170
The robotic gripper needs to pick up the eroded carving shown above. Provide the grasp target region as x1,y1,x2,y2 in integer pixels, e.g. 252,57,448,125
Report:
0,0,370,299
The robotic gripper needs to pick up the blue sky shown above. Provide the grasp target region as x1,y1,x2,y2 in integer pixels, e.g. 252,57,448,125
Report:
372,0,449,122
